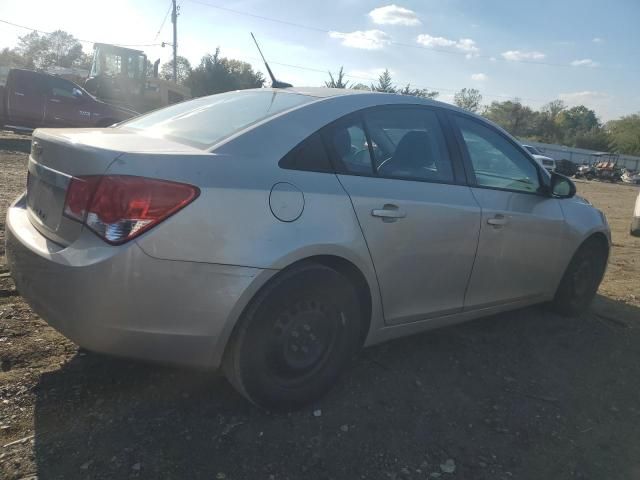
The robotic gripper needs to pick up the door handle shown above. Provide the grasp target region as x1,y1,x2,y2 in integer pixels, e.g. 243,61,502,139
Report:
49,98,61,103
14,92,25,96
371,204,406,221
487,214,508,227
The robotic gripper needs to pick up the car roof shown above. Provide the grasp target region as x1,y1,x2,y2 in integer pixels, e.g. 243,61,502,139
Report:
242,86,460,110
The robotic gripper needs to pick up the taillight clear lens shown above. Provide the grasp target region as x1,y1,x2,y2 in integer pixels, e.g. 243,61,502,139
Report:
63,175,199,245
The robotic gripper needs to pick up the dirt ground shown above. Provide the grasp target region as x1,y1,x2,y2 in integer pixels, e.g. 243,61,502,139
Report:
0,132,639,480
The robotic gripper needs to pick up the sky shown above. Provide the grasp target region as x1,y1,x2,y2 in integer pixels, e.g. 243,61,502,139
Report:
1,0,639,121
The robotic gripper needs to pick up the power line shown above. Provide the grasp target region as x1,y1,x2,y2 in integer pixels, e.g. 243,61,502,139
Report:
184,0,634,72
153,1,174,42
230,54,550,103
0,18,163,48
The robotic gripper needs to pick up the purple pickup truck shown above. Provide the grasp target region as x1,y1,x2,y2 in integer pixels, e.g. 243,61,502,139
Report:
0,69,137,131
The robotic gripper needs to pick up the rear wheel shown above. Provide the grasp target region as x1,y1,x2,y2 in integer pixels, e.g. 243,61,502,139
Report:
223,263,363,411
551,239,607,316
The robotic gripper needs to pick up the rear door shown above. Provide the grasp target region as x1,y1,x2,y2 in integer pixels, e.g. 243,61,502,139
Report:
43,76,90,127
450,114,565,309
5,70,45,128
325,106,481,325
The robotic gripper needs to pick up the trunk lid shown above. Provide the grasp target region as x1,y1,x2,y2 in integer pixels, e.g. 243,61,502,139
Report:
26,128,203,246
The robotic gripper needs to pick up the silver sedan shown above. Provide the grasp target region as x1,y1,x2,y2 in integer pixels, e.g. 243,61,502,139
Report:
5,88,610,410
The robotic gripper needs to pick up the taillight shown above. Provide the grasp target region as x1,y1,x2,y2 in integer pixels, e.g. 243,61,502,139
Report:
63,175,199,245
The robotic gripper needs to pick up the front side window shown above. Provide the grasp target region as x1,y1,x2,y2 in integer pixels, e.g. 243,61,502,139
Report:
120,90,314,149
455,116,540,193
48,77,80,99
363,107,454,182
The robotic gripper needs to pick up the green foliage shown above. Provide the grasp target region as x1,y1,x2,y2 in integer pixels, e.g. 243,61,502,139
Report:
483,99,538,137
160,56,192,85
371,69,395,93
14,30,86,69
185,48,265,97
350,83,371,91
325,66,349,89
607,114,640,156
454,88,482,113
399,83,438,99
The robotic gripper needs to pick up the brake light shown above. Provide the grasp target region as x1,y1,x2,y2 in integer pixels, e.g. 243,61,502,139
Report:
63,175,199,244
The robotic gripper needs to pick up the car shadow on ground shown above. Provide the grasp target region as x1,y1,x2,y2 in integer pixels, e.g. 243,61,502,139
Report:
32,296,640,480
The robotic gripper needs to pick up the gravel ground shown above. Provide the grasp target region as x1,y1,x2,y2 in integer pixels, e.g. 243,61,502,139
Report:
1,132,639,480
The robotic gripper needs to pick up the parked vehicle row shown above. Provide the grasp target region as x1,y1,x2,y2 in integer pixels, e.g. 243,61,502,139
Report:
0,69,136,132
6,88,610,409
522,144,556,172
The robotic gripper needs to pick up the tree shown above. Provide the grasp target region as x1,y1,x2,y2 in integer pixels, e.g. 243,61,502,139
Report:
15,30,85,69
160,56,192,85
350,83,371,91
185,48,265,97
483,99,538,137
0,47,27,68
454,88,482,113
371,69,395,93
399,83,438,99
325,66,349,89
607,114,640,156
14,30,88,69
573,128,612,151
533,100,566,144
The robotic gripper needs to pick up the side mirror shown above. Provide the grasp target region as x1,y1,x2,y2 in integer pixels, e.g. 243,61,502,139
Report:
72,88,84,100
550,171,576,198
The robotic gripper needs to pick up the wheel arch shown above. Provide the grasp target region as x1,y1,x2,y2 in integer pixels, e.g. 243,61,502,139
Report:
217,254,375,369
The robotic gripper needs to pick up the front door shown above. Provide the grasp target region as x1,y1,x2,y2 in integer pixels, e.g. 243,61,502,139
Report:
324,107,481,325
451,114,565,309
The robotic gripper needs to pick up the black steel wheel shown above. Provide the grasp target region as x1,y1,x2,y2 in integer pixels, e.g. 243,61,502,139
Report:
223,263,364,410
552,238,608,316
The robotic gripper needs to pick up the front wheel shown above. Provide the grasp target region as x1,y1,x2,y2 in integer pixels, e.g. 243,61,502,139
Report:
551,239,608,316
223,263,364,411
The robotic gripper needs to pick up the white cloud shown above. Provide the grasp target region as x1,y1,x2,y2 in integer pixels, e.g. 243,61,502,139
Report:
368,5,421,26
471,73,488,81
570,58,599,67
416,34,479,58
558,91,609,105
329,30,391,50
501,50,546,61
557,91,613,118
592,37,604,43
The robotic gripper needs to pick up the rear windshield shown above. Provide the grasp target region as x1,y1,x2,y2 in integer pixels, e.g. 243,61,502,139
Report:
119,90,314,149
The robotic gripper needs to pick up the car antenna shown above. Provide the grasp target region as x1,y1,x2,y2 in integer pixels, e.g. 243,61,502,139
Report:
251,32,293,88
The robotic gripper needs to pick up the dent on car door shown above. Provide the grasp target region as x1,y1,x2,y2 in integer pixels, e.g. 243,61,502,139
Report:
451,114,566,309
324,107,481,325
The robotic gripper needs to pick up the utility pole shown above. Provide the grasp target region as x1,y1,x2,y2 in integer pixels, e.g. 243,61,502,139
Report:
171,0,178,83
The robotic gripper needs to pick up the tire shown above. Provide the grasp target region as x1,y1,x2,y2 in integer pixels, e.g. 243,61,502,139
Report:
551,239,607,316
223,263,363,411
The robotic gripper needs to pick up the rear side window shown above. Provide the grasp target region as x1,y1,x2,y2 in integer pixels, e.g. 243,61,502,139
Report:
119,90,314,149
322,116,374,175
279,132,333,173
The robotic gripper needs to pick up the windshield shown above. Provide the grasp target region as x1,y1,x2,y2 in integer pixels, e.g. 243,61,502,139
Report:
91,45,146,80
119,90,315,148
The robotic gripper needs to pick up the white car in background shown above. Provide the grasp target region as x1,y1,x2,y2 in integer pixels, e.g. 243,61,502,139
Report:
632,191,640,236
523,145,556,172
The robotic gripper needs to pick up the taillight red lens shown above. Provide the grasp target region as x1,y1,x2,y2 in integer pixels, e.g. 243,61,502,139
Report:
63,176,101,221
63,175,199,245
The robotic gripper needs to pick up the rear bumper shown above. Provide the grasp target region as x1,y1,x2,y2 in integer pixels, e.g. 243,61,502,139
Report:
5,196,273,368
